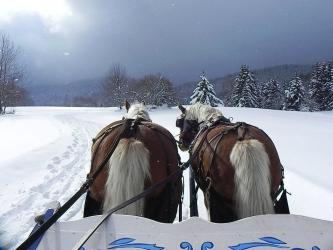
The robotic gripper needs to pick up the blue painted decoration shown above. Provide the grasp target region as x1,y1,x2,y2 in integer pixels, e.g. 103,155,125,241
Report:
229,236,288,249
229,237,321,250
86,236,321,250
108,237,164,250
201,241,214,250
180,242,193,250
180,241,214,250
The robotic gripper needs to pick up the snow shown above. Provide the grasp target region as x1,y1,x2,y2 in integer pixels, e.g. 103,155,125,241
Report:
0,106,333,249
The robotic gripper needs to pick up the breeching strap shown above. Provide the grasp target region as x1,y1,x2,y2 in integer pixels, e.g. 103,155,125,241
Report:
17,119,135,250
72,161,191,250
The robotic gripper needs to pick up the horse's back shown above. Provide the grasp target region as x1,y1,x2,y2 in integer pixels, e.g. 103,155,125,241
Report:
86,119,181,222
192,122,282,200
89,120,126,202
136,121,180,187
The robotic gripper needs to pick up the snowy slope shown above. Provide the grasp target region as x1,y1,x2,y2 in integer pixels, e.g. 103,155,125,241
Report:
0,106,332,249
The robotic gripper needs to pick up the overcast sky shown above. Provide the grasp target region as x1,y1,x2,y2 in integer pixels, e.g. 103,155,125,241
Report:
1,0,333,85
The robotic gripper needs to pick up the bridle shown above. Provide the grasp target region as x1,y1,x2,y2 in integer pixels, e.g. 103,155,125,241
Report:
176,115,201,148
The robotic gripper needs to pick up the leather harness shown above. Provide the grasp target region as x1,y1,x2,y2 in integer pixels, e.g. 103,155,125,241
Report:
187,116,286,205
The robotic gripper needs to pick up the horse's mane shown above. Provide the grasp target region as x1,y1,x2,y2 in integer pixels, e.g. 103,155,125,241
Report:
186,103,223,124
126,103,152,121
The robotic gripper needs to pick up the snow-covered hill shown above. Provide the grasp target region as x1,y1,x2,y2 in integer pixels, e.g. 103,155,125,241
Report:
0,106,332,249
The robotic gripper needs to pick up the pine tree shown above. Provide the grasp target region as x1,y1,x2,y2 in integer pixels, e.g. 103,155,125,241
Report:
261,79,283,110
308,63,323,111
284,75,305,111
323,63,333,110
190,73,223,107
329,66,333,110
309,62,333,111
231,65,259,108
231,65,247,107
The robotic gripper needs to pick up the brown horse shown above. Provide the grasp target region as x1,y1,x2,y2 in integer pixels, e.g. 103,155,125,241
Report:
84,102,182,223
176,103,288,223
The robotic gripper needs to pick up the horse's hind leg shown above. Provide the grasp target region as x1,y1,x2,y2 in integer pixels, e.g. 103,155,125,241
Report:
144,181,181,223
206,188,237,223
83,191,102,217
274,190,290,214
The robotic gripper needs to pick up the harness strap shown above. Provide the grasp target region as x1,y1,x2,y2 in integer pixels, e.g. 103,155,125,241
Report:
89,119,137,182
72,161,191,250
190,122,243,192
189,119,289,215
92,120,124,144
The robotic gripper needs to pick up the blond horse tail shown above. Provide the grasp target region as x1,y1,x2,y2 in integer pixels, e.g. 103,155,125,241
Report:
103,138,151,215
230,139,274,219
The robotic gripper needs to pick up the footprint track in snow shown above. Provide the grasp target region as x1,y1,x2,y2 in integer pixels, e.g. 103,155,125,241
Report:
1,113,103,249
52,156,61,165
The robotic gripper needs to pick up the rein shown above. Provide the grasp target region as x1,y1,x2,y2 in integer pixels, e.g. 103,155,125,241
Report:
72,120,188,249
17,118,142,250
72,161,191,250
18,117,189,250
71,120,189,249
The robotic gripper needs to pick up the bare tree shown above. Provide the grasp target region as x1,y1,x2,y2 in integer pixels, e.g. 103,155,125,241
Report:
132,74,177,106
0,34,24,114
102,63,129,108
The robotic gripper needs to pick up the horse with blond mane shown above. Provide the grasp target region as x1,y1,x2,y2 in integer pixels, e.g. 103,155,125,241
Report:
84,102,182,223
176,103,289,222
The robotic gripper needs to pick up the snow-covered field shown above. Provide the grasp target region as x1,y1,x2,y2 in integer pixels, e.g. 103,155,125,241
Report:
0,106,332,249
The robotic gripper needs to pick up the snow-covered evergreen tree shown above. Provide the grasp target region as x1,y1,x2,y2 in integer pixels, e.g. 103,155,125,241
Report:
190,73,223,107
284,75,305,111
329,66,333,110
323,63,333,110
309,62,333,111
231,65,259,108
230,65,246,107
308,63,322,111
261,79,283,110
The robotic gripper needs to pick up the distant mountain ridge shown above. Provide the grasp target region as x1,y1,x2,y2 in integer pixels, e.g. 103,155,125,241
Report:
25,64,315,106
26,78,103,105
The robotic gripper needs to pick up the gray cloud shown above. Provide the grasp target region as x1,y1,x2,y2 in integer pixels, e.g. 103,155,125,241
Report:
1,0,333,84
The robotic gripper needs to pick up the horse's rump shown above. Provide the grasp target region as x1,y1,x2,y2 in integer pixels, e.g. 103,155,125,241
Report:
103,137,151,215
86,120,182,222
190,122,282,218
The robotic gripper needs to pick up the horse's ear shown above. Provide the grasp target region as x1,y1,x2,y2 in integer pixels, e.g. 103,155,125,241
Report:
125,100,130,111
178,104,186,114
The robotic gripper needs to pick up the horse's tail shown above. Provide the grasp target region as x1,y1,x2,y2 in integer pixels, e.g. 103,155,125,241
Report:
230,139,274,219
103,138,151,215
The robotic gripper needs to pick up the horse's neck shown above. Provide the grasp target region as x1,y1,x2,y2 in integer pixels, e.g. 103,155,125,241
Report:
189,104,222,125
129,114,150,121
127,106,151,121
197,111,222,127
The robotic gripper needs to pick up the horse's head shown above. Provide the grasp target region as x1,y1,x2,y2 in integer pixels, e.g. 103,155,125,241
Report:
124,100,151,122
176,104,200,151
